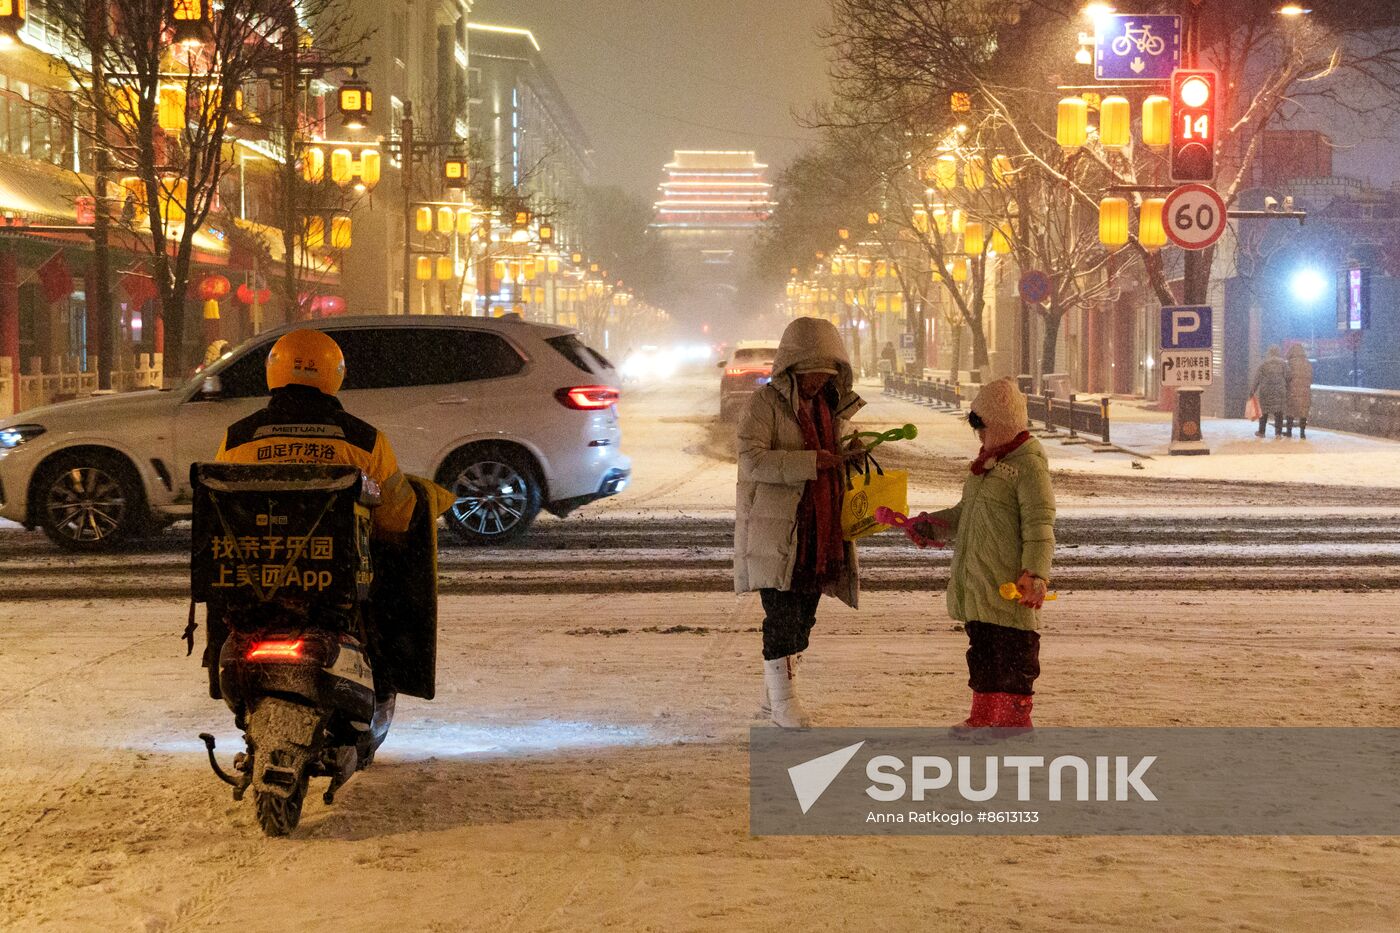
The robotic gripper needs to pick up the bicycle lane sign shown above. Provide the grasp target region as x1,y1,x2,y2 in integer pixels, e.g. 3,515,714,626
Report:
1095,14,1181,81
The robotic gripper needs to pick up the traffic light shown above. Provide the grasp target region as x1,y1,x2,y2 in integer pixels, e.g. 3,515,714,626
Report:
1170,69,1216,182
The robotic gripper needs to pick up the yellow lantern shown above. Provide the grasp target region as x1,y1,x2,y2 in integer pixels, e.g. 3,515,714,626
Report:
330,215,352,250
933,155,958,191
110,86,139,130
964,158,985,190
932,208,948,235
120,176,145,212
1138,198,1167,250
891,293,903,313
359,149,381,189
1142,95,1171,148
416,256,432,281
436,257,453,281
991,225,1011,254
951,257,970,283
158,86,186,132
436,206,454,235
329,148,353,186
964,221,985,255
304,216,325,250
415,206,432,233
301,147,325,184
547,256,561,274
1057,97,1088,149
1098,197,1129,248
534,286,545,304
158,178,186,225
991,154,1014,186
950,209,966,235
875,293,889,313
1099,96,1131,149
493,260,507,282
456,208,473,235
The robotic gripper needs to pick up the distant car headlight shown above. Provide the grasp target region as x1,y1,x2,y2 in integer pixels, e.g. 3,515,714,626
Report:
0,424,45,449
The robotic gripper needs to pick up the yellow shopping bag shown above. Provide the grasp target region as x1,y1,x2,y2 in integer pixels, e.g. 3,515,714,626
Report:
841,455,908,540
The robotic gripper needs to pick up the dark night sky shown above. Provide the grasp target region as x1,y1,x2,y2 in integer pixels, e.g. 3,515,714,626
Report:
471,0,832,200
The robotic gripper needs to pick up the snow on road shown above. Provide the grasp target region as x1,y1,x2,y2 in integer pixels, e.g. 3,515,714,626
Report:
2,591,1399,931
3,372,1400,931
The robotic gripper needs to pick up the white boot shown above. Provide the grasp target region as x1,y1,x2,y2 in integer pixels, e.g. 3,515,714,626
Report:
757,652,799,718
763,655,811,729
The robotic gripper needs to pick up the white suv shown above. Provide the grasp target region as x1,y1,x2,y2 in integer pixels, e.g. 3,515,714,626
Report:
0,316,631,550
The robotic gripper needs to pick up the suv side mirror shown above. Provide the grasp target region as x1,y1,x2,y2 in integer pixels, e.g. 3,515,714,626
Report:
200,375,223,398
717,359,728,369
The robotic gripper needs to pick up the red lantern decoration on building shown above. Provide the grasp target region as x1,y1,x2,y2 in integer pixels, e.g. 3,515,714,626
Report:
198,273,231,301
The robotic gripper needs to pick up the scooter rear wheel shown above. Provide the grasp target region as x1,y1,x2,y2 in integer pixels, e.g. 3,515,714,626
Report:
254,781,306,837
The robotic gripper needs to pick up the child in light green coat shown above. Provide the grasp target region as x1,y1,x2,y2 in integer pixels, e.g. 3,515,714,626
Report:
918,378,1055,731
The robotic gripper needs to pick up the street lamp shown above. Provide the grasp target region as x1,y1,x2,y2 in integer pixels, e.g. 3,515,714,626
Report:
0,0,26,44
1289,267,1327,304
338,75,372,130
170,0,211,49
443,153,469,188
1277,5,1311,16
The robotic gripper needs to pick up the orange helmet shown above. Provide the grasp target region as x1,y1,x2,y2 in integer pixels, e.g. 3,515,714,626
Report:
266,329,345,395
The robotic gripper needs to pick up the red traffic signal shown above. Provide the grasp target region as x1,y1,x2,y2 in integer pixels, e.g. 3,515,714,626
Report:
1170,69,1216,182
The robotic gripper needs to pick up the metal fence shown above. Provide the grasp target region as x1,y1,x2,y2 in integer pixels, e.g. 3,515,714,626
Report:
885,374,1113,444
1026,392,1112,444
882,373,962,409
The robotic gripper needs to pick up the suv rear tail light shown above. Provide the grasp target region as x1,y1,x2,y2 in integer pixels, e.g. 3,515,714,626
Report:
725,367,771,377
555,385,620,410
247,639,304,661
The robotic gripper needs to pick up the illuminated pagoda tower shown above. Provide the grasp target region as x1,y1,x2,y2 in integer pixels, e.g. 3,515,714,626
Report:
651,150,776,327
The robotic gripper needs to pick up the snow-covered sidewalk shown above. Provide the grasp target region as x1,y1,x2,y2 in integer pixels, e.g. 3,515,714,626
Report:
3,590,1398,931
862,379,1400,488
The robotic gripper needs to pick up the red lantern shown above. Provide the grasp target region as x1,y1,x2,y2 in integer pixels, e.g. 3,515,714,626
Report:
198,273,231,301
235,282,272,305
317,295,346,316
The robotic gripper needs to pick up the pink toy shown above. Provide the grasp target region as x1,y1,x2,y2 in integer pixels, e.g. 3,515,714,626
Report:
875,507,947,549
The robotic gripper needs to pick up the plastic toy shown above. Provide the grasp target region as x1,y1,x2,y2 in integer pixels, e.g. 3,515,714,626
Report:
999,582,1059,602
874,506,946,548
842,423,918,452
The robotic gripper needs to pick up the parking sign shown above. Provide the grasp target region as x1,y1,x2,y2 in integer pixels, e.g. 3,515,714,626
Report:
1160,305,1212,350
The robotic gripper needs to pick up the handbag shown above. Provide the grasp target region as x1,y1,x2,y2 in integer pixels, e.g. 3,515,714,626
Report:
1244,394,1262,420
841,453,909,541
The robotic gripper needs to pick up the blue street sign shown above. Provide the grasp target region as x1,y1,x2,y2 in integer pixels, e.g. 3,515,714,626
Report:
1095,14,1182,81
1160,305,1212,350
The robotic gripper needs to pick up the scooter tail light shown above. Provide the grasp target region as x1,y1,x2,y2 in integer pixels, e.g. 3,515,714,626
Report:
555,385,620,410
246,639,304,661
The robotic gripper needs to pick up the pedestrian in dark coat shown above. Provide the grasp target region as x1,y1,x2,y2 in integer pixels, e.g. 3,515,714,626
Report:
1251,346,1288,437
1284,344,1313,439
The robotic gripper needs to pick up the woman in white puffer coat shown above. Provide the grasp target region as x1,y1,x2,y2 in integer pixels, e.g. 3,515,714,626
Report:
735,317,865,727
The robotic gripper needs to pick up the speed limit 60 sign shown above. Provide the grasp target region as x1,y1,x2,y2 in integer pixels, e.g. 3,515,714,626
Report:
1163,183,1227,250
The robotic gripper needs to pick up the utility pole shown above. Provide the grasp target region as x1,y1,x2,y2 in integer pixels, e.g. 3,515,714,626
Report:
400,102,414,315
1170,0,1209,454
279,10,301,322
86,0,115,390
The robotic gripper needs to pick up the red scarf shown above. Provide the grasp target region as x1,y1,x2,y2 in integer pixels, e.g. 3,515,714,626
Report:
792,393,845,590
971,431,1031,475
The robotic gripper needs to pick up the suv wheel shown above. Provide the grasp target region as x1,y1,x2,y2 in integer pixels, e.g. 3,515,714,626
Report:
36,452,148,551
438,445,542,546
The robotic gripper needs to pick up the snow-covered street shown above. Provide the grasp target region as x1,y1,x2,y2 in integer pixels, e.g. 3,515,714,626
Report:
3,375,1399,931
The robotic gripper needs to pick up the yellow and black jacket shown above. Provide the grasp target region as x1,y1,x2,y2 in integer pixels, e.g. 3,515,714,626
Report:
215,384,416,536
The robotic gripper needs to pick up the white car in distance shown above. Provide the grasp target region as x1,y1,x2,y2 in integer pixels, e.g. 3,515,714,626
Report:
0,316,631,550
